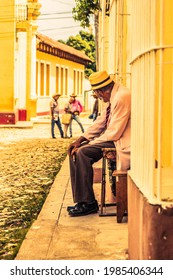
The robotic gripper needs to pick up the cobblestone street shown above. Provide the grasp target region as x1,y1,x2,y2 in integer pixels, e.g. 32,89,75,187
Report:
0,116,92,259
0,122,74,259
0,117,129,261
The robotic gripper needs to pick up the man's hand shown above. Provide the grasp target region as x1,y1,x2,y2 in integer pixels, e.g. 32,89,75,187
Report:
73,110,80,115
67,141,81,156
67,136,89,156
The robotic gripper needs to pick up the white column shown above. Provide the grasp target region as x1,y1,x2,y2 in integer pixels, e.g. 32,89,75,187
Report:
30,35,37,99
16,32,27,108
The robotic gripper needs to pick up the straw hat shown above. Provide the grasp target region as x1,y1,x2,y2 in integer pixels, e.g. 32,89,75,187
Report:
70,93,77,97
89,70,113,90
52,93,61,98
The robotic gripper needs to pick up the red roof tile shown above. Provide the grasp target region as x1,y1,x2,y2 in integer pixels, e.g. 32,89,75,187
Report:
36,32,92,63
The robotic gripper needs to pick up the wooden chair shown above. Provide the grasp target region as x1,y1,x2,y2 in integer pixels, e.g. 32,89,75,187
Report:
99,148,128,223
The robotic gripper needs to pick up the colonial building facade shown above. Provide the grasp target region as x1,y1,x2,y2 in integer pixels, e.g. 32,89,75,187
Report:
36,33,91,116
0,0,41,123
0,0,91,123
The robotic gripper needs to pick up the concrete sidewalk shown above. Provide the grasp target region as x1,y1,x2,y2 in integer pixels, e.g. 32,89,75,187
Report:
16,157,128,260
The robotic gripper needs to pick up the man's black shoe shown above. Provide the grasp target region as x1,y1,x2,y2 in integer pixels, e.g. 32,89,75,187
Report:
68,201,99,217
67,203,80,212
67,200,98,212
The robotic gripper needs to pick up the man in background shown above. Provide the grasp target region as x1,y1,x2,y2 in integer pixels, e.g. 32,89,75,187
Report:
88,91,99,121
50,93,64,139
67,93,85,137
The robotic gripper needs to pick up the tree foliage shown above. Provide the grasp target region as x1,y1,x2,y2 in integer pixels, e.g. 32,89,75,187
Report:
58,1,101,77
72,0,100,28
59,30,96,77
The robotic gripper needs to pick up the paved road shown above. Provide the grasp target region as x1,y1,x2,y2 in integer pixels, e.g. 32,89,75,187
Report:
0,115,93,145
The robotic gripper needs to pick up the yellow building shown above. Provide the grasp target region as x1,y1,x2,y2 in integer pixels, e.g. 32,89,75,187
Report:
36,33,91,116
97,0,131,87
0,0,41,123
98,0,173,259
0,0,91,123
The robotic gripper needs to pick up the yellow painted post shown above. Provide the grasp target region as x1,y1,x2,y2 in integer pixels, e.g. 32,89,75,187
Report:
0,0,15,113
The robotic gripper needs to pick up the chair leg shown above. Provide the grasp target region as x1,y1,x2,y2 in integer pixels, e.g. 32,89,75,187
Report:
99,148,128,222
116,176,128,223
100,156,106,215
99,156,117,217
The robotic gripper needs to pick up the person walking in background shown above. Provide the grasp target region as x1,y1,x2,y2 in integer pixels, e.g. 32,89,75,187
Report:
67,70,131,217
68,93,85,137
63,100,72,138
88,92,99,121
50,93,64,139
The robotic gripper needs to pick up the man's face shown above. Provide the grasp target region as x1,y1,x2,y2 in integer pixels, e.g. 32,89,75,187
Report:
69,97,74,103
54,95,59,100
93,89,110,102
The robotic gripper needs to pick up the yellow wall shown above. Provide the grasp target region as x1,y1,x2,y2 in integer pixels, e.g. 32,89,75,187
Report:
36,51,85,115
0,0,41,121
0,0,15,112
155,49,173,167
98,0,131,87
155,0,173,167
129,0,173,202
